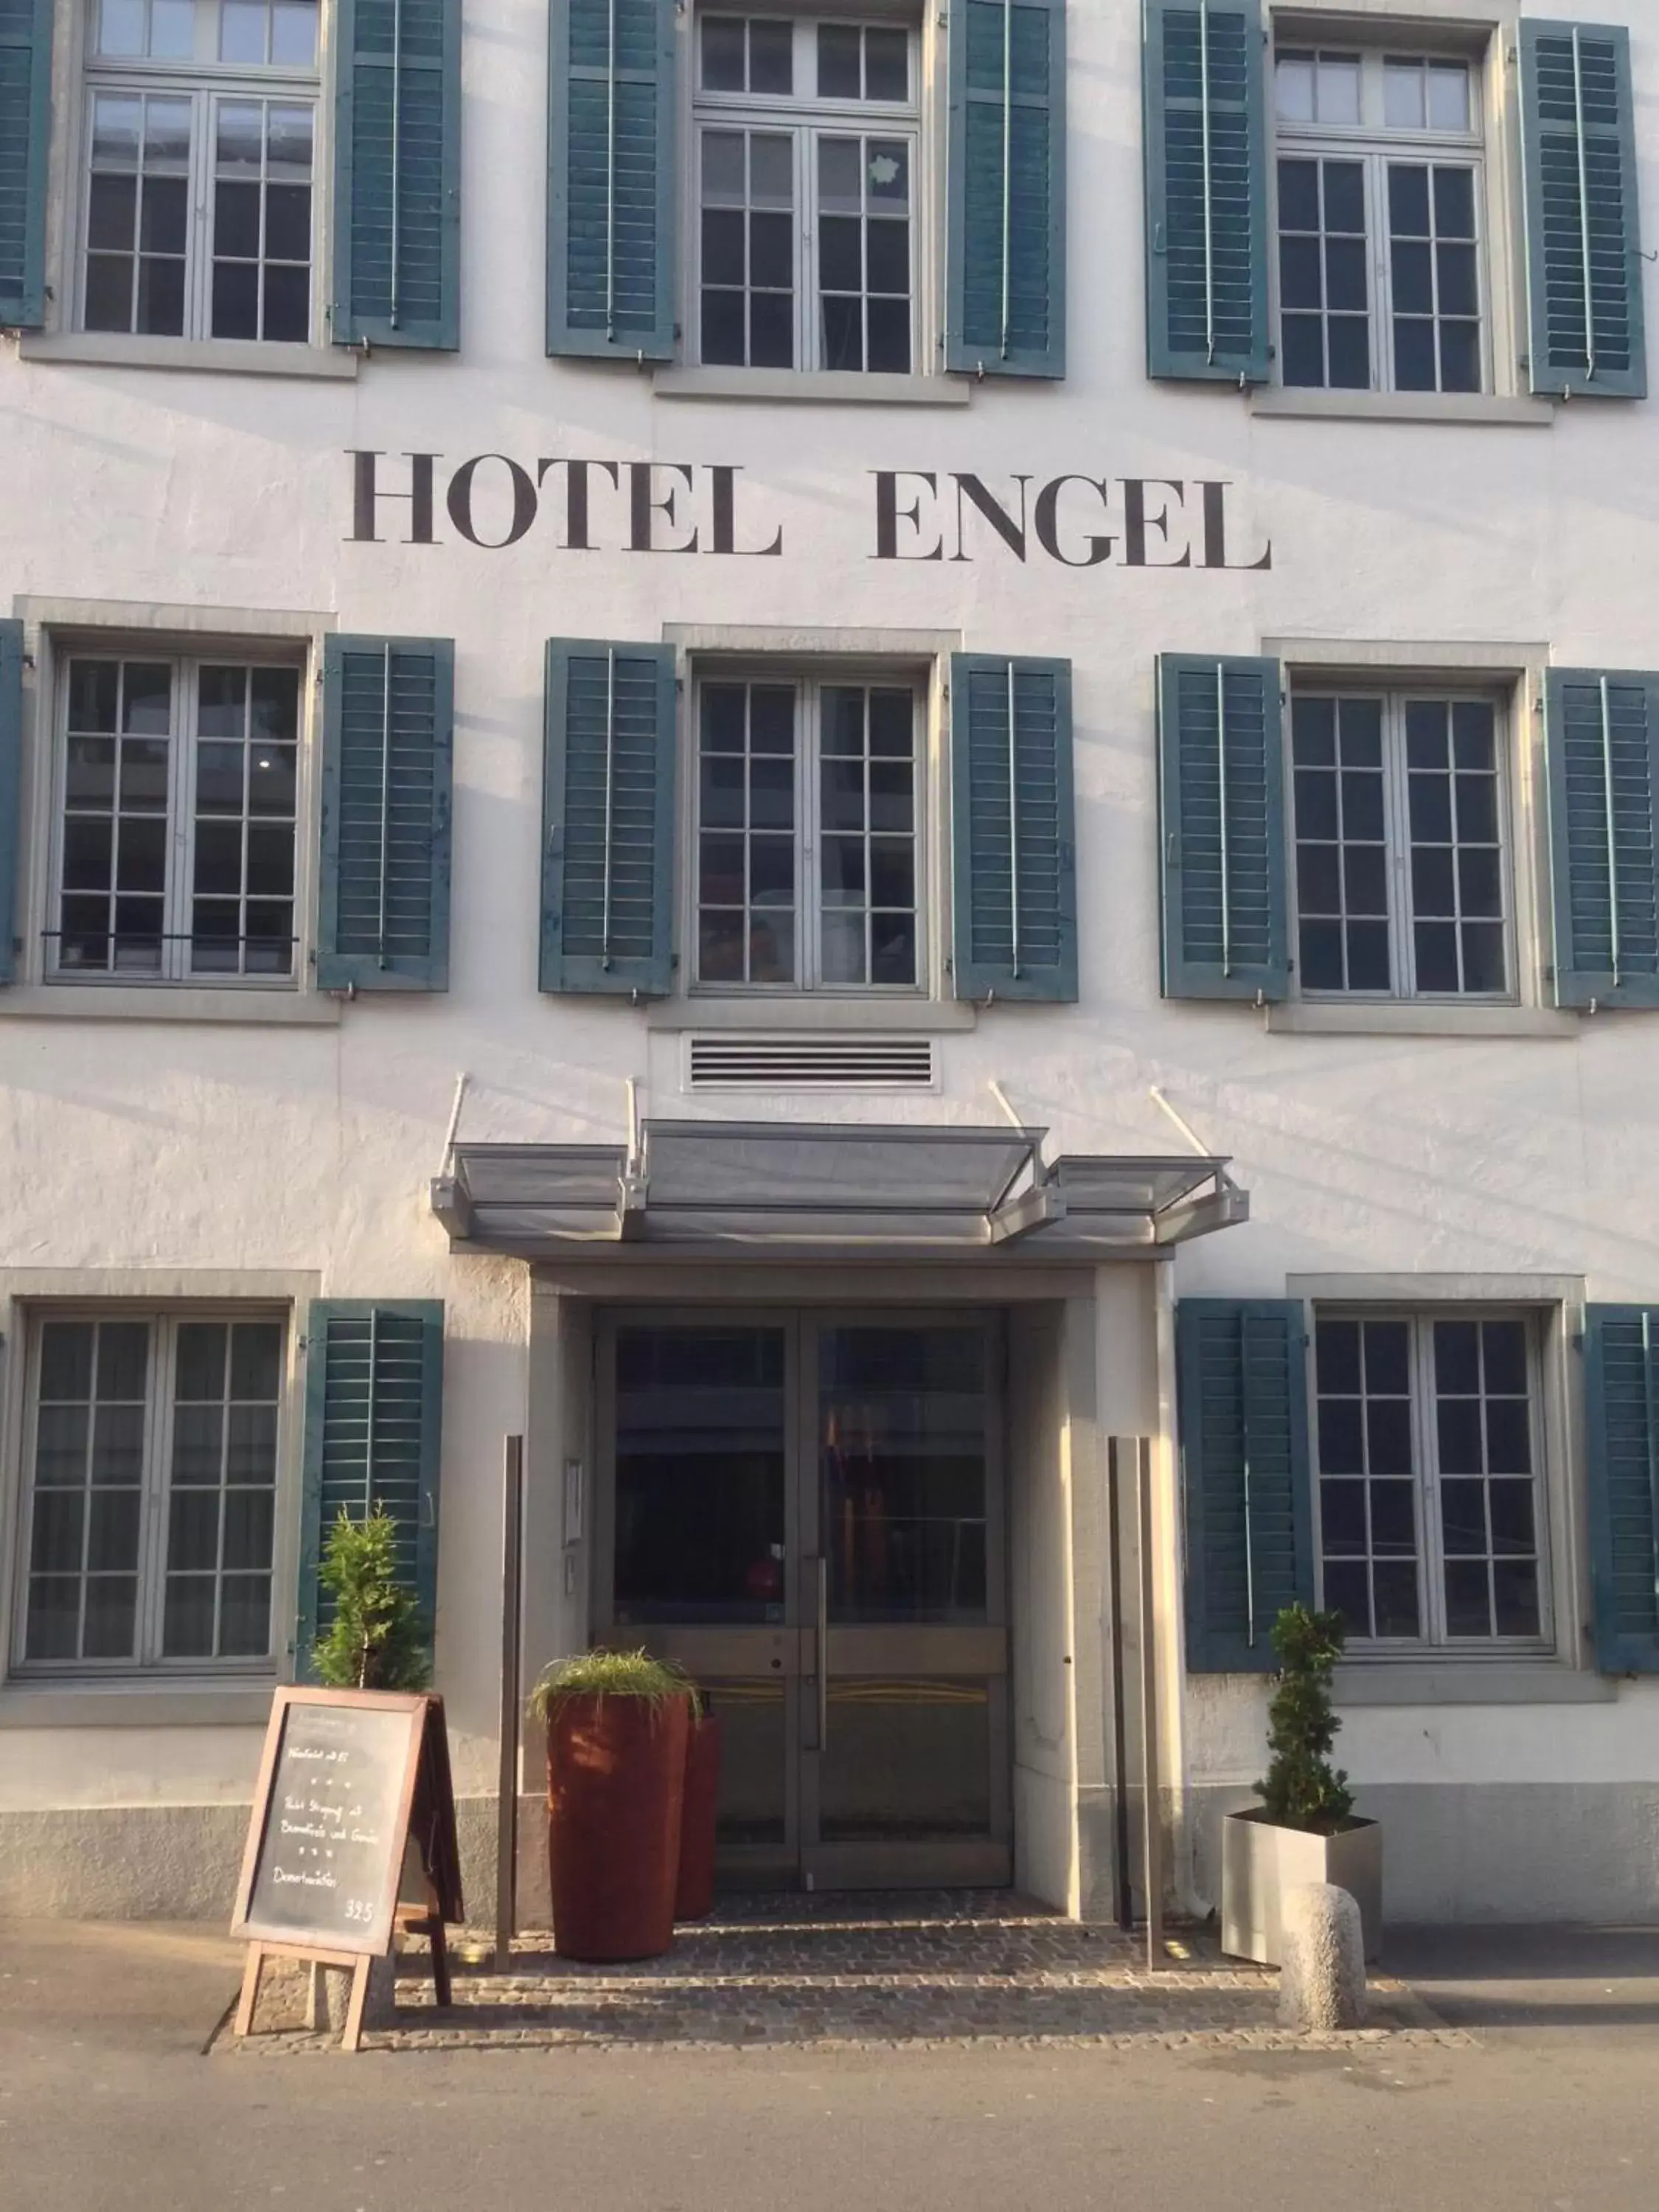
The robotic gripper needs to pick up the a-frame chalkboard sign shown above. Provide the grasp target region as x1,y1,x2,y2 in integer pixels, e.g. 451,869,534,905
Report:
230,1688,463,2052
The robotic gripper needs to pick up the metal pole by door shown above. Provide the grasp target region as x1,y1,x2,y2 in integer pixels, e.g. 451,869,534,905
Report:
1106,1437,1134,1932
494,1435,524,1973
1137,1436,1164,1971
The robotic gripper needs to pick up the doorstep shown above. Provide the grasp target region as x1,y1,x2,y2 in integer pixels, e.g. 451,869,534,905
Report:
212,1892,1466,2054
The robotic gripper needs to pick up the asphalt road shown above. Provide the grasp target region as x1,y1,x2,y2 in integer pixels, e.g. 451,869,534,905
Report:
4,1921,1658,2212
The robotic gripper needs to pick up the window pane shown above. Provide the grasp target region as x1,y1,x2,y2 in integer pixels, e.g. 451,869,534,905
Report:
1383,60,1425,130
701,15,745,88
818,22,860,97
865,28,907,100
1428,63,1470,131
1276,53,1315,122
748,18,792,93
220,0,268,60
99,0,145,54
272,0,318,65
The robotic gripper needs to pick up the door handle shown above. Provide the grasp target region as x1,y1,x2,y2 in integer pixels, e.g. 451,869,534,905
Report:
810,1555,829,1752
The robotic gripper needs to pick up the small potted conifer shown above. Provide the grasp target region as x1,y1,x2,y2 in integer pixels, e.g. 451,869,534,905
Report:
531,1649,693,1962
312,1505,431,1691
1220,1604,1381,1965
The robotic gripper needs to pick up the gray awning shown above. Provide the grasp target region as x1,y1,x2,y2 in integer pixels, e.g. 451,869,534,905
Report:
431,1120,1247,1257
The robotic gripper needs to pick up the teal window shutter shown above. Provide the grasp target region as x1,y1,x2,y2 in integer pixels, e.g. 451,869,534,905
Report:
0,619,20,985
1520,21,1646,401
295,1301,445,1679
0,0,52,328
1157,652,1287,1001
949,653,1077,1001
1585,1307,1659,1673
541,639,678,996
332,0,461,349
1543,669,1659,1009
1179,1298,1313,1674
1142,0,1270,383
318,636,453,992
546,0,677,360
945,0,1066,379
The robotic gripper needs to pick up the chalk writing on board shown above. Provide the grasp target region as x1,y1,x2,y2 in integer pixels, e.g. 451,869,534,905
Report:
239,1698,414,1950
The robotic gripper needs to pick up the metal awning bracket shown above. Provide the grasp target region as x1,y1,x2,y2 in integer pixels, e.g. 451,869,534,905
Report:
987,1184,1067,1245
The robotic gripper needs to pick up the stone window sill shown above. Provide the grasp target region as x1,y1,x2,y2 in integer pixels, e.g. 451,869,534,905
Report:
1267,1001,1577,1039
648,995,976,1032
0,985,343,1026
17,332,359,380
1250,387,1553,427
1333,1662,1615,1706
0,1680,278,1728
653,366,971,406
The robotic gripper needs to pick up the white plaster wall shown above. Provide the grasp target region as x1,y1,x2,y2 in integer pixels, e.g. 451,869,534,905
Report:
6,0,1659,1863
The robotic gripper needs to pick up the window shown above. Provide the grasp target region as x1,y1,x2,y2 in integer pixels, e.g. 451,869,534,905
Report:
694,13,919,372
50,653,302,984
1289,689,1511,998
13,1312,285,1671
81,0,319,343
1313,1312,1548,1649
694,674,922,990
1273,45,1485,394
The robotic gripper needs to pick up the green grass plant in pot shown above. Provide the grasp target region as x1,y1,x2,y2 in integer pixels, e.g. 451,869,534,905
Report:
531,1649,694,1962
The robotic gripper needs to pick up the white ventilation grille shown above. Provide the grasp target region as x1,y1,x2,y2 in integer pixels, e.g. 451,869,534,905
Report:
687,1034,936,1091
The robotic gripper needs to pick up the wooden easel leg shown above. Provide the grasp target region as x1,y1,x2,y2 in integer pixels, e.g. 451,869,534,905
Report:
429,1915,451,2008
341,1956,371,2053
234,1947,265,2039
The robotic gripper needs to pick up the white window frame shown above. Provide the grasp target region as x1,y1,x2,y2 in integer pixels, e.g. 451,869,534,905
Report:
8,1304,289,1680
1286,684,1517,1004
1310,1306,1554,1658
62,0,324,348
687,10,930,376
1269,42,1490,397
688,661,930,996
44,645,307,990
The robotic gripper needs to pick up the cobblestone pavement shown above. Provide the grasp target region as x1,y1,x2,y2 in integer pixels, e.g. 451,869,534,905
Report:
219,1892,1468,2056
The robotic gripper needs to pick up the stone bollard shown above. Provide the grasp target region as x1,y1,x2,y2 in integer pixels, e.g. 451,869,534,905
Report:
1277,1882,1368,2030
309,1955,398,2036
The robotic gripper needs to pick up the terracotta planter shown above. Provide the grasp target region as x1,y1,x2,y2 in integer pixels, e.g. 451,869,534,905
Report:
545,1691,690,1961
675,1711,723,1923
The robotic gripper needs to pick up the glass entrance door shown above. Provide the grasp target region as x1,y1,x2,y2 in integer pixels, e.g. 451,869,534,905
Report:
597,1312,1010,1890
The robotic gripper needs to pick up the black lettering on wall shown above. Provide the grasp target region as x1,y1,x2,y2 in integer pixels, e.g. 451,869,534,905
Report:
708,466,785,556
349,451,439,544
445,454,539,548
872,472,943,560
1033,476,1116,568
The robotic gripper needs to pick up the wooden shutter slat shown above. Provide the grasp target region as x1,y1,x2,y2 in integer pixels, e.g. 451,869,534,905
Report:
949,653,1077,1001
333,0,461,349
547,0,678,360
1158,652,1287,1001
1143,0,1270,383
295,1301,445,1677
0,0,51,328
541,639,678,995
1545,668,1659,1009
319,635,453,992
1520,22,1647,400
0,619,20,986
945,0,1067,380
1179,1299,1314,1674
1585,1307,1659,1674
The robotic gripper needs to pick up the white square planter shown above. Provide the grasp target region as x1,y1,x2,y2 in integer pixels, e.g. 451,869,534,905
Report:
1221,1809,1382,1966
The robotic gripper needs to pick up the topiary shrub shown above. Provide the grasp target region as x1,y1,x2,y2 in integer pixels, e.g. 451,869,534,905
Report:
1255,1603,1354,1834
312,1505,431,1691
